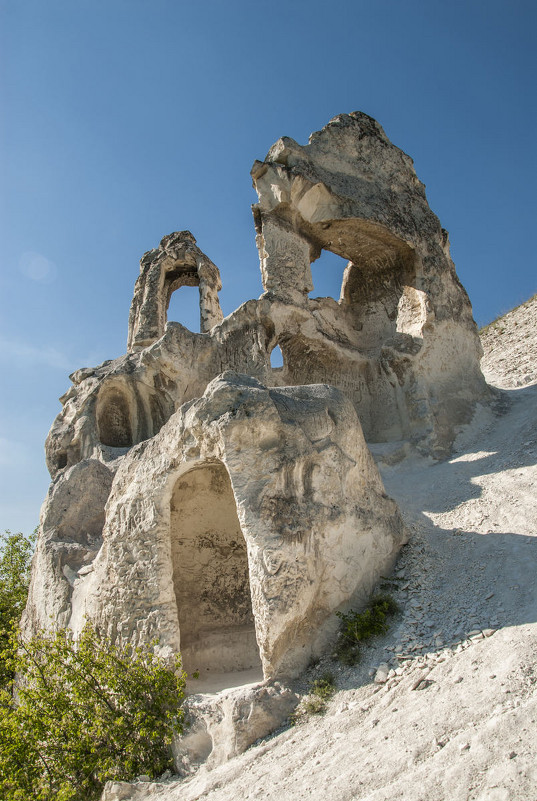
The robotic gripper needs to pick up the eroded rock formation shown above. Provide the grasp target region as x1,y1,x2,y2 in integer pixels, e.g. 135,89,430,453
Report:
251,113,487,452
23,112,489,768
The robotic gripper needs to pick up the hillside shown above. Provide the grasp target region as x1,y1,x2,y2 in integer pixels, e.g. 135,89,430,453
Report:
480,294,537,388
104,297,537,801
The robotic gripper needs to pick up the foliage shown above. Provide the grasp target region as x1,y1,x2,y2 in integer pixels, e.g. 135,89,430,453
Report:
0,530,186,798
0,624,187,801
300,694,327,716
335,593,399,665
0,530,35,628
0,530,35,687
292,671,336,722
309,671,336,701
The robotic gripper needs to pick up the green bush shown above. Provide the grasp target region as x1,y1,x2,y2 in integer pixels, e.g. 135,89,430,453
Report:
335,594,399,665
0,624,186,801
300,694,327,716
292,671,336,721
0,528,186,799
309,671,336,701
0,530,35,687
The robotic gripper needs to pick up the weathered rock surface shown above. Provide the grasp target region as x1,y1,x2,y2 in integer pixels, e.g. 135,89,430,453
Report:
24,459,112,632
251,112,488,456
174,681,298,772
66,373,405,681
22,112,490,775
480,293,537,389
99,298,537,801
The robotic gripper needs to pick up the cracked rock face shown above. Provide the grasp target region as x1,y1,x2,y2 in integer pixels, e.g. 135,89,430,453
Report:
24,112,487,764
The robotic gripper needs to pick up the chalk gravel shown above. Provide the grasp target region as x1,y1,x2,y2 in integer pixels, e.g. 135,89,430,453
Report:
105,297,537,801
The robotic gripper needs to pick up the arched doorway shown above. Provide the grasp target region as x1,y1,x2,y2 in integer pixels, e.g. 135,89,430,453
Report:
170,461,262,682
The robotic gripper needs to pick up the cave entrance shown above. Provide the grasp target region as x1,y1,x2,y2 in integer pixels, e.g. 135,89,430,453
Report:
170,461,262,686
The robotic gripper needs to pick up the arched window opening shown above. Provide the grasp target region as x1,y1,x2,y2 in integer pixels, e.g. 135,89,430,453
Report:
308,249,349,301
96,387,133,448
170,462,262,685
270,343,284,369
166,284,200,333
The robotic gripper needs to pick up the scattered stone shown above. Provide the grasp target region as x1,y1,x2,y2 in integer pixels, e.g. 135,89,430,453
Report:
411,673,430,691
374,664,390,684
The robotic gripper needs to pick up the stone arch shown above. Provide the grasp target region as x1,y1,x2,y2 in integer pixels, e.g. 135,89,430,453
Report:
127,231,224,351
163,261,200,326
169,460,262,681
258,220,426,441
308,219,422,351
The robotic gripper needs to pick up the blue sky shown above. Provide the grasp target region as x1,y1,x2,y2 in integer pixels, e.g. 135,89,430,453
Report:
1,0,535,535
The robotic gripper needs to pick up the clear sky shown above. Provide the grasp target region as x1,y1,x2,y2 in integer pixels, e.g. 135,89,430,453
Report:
1,0,535,535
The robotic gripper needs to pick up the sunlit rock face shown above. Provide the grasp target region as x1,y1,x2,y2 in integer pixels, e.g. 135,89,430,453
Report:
64,374,406,682
24,113,487,758
251,112,488,456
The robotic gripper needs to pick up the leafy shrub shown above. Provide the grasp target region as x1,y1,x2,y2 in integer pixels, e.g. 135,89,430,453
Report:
0,530,35,687
0,530,187,798
292,671,336,721
335,594,399,665
309,671,336,701
301,694,328,715
0,625,186,801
